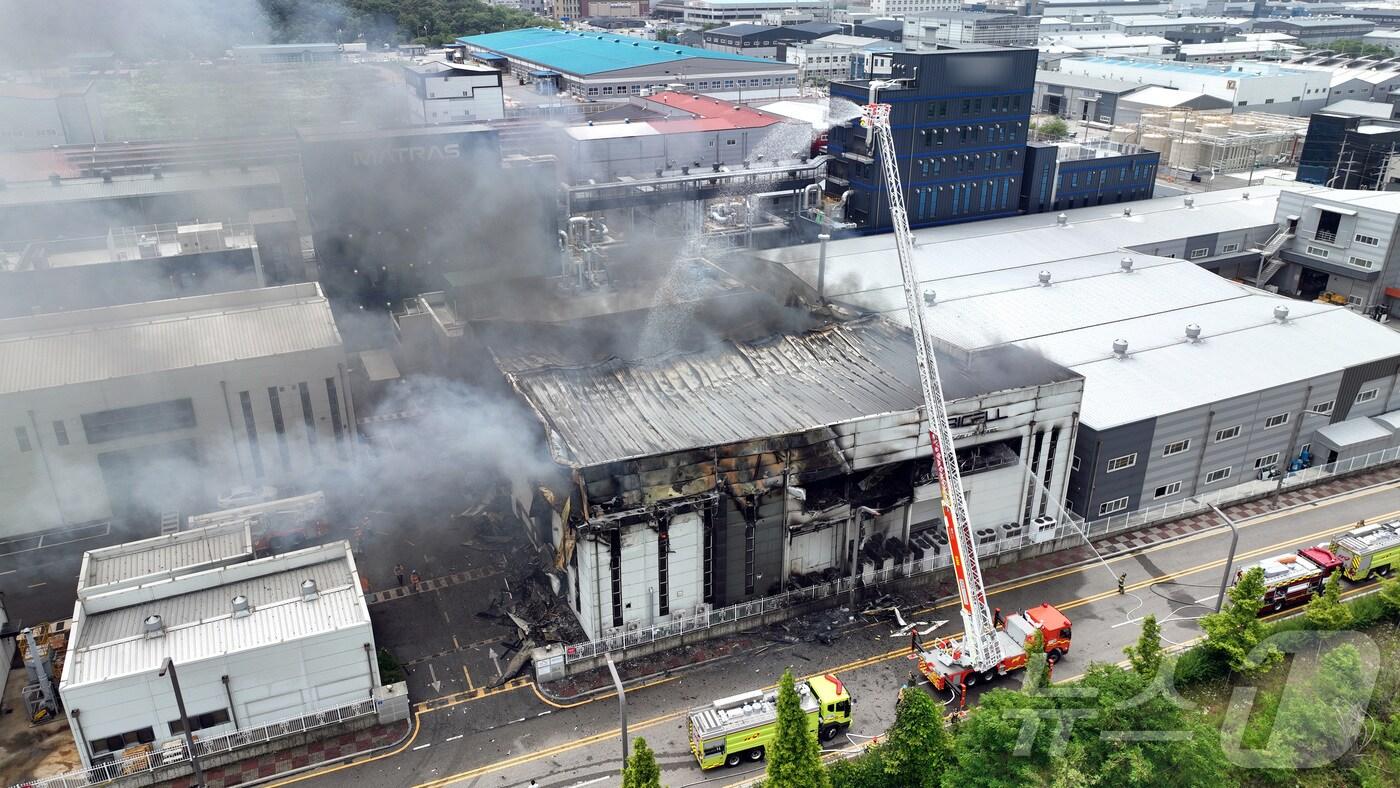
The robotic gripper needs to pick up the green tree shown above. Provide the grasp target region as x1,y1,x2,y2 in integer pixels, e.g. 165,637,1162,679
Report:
1035,117,1070,140
1201,566,1282,677
766,670,830,788
654,28,679,43
1022,630,1051,695
621,737,662,788
1269,643,1373,771
1124,614,1164,678
1328,39,1393,57
1379,576,1400,618
1305,571,1355,631
943,689,1055,787
882,688,952,788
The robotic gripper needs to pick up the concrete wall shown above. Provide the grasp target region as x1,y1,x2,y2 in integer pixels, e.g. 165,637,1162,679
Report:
0,348,353,536
61,623,377,768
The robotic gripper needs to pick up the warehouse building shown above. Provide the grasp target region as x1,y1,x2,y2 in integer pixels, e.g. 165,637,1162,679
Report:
902,11,1041,48
652,0,831,25
750,185,1400,521
0,284,355,537
1296,112,1400,191
1282,54,1400,106
1248,17,1376,47
1260,188,1400,313
0,82,105,150
61,533,377,770
403,59,505,123
459,27,798,100
1056,56,1332,116
1033,70,1146,125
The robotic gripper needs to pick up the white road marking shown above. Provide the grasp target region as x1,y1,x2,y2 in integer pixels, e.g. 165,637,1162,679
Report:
413,743,432,751
1194,594,1219,604
445,734,463,742
0,570,16,576
27,582,46,589
1110,616,1144,629
569,777,609,787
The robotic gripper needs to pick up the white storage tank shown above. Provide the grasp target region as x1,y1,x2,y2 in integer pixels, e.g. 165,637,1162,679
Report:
1201,122,1232,138
1231,117,1259,133
1174,139,1202,170
1109,126,1136,143
1139,112,1167,128
1141,133,1172,158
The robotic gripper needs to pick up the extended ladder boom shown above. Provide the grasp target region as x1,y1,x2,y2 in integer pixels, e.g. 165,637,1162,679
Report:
863,101,1002,670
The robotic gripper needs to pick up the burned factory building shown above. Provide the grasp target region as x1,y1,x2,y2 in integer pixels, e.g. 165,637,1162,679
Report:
393,251,1086,642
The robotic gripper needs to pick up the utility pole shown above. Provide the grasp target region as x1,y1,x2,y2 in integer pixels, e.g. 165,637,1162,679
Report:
1208,504,1240,614
606,653,628,765
161,658,207,788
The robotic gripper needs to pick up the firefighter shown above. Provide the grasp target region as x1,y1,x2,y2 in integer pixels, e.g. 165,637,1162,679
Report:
993,607,1004,628
911,629,922,652
1117,572,1127,595
394,563,406,587
410,568,423,590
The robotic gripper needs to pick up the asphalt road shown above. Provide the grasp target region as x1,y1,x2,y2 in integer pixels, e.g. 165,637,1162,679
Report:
270,478,1400,788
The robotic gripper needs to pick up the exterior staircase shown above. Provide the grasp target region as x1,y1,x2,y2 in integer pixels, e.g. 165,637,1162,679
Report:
1253,224,1295,287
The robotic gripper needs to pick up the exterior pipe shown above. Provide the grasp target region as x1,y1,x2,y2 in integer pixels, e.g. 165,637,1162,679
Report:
837,189,855,221
803,183,821,210
222,675,240,729
817,233,831,303
364,643,378,694
71,710,92,768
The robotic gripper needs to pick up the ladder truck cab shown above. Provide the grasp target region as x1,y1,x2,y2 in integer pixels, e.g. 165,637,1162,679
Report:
1236,545,1342,613
915,603,1072,691
686,674,852,769
1331,520,1400,581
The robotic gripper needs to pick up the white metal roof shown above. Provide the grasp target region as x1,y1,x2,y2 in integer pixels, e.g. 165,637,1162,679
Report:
1316,415,1394,448
757,185,1400,431
79,522,254,595
63,542,368,688
0,283,342,397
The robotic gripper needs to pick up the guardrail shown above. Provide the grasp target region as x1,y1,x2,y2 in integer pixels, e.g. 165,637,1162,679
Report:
559,445,1400,665
11,698,376,788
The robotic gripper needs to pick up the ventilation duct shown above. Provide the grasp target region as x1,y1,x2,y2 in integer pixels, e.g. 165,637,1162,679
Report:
144,614,165,638
232,595,252,618
301,579,319,601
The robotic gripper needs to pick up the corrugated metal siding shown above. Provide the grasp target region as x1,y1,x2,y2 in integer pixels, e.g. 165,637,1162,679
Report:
0,291,342,395
1335,354,1400,421
67,559,365,687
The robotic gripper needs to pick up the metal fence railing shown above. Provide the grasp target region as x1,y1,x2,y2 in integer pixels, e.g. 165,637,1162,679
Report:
560,445,1400,665
11,697,376,788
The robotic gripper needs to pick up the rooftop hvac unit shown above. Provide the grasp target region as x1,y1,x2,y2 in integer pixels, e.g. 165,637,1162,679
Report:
177,222,226,254
693,603,712,619
625,621,641,632
1030,515,1058,544
137,236,160,259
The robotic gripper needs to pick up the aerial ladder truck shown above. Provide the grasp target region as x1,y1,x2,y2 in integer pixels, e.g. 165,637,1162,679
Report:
859,87,1073,695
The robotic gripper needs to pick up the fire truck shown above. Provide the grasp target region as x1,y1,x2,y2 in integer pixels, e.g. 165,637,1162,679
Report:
686,674,852,769
186,491,330,554
1236,546,1342,613
858,88,1073,694
1331,520,1400,581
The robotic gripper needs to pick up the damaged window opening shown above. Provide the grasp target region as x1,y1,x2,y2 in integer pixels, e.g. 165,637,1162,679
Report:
703,521,714,603
325,377,345,459
571,546,581,614
743,518,756,596
268,386,290,470
609,530,623,628
239,391,263,478
657,523,670,617
1040,427,1060,518
298,382,318,458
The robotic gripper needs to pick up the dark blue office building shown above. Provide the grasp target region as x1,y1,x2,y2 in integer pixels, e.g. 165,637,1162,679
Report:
825,46,1158,234
826,47,1038,232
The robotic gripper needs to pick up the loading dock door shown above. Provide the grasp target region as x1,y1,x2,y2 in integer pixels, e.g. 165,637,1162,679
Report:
97,439,203,529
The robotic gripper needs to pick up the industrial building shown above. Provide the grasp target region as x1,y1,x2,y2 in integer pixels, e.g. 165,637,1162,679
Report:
0,284,355,537
231,44,344,65
1176,40,1303,64
1248,16,1376,46
826,48,1157,234
403,60,505,123
60,532,377,770
1106,14,1247,38
851,0,959,16
1259,188,1400,312
1111,86,1233,126
1297,112,1400,191
751,185,1400,520
1056,56,1332,116
1039,33,1178,58
903,11,1041,48
1032,0,1170,14
0,82,105,150
1108,110,1307,177
0,213,304,318
1283,54,1400,107
1033,70,1146,124
785,36,888,83
459,27,798,100
699,23,839,59
651,0,830,25
0,168,286,245
561,92,799,182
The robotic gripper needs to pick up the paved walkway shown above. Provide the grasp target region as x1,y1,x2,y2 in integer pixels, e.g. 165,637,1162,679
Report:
163,721,410,788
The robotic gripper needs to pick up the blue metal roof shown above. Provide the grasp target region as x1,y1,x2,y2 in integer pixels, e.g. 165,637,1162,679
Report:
458,27,777,76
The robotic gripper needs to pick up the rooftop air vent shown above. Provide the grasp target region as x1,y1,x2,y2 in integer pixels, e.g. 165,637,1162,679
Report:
1120,256,1134,273
1185,323,1202,342
144,614,165,638
1242,192,1249,200
100,169,112,183
1184,196,1195,208
1038,270,1052,286
232,595,252,618
923,289,936,305
1274,305,1290,323
1112,338,1129,358
1056,213,1068,226
1123,207,1132,216
301,579,319,601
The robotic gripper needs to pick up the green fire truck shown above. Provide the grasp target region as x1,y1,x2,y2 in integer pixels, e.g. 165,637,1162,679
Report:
686,673,852,769
1332,520,1400,581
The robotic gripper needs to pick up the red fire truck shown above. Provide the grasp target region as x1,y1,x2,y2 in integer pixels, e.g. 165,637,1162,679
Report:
1236,545,1342,613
